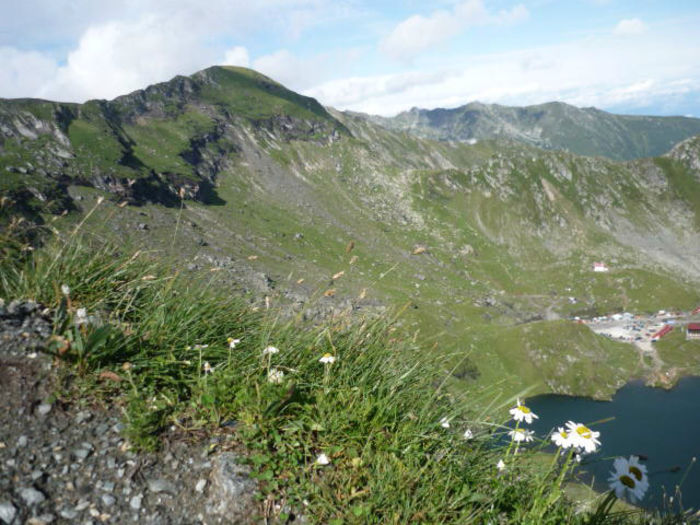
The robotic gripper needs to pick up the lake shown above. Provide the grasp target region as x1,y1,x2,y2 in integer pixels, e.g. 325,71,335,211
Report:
526,377,700,511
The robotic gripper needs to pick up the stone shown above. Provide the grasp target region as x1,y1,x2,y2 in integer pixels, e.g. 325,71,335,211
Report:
129,494,142,510
20,486,46,506
36,404,52,416
206,453,257,518
0,501,18,524
101,494,116,507
195,479,207,493
146,478,176,495
75,411,92,424
17,435,28,447
73,448,91,460
26,516,54,525
59,508,79,520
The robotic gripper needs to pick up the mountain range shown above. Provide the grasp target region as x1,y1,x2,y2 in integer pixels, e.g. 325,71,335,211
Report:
2,66,700,400
369,101,700,161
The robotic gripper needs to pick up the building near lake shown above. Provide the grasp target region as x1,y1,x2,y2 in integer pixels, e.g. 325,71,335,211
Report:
688,323,700,340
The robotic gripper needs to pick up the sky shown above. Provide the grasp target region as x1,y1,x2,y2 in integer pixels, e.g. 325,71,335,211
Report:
1,0,699,117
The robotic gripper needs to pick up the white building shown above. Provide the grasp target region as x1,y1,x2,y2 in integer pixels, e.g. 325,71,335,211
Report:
593,262,609,273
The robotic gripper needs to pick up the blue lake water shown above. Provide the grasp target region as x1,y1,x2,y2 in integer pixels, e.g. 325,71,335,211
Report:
526,377,700,511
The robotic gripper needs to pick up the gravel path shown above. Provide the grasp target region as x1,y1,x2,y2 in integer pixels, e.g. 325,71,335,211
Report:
0,300,261,525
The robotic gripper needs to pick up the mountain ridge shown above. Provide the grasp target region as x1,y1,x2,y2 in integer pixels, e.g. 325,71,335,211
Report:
365,100,700,161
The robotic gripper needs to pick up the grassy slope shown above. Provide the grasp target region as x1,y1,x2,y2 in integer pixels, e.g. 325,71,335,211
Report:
0,235,603,524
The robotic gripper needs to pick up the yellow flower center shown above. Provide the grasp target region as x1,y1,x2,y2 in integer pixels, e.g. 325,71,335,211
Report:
629,466,643,481
323,353,332,358
576,425,592,439
620,475,636,489
518,405,531,413
560,431,568,438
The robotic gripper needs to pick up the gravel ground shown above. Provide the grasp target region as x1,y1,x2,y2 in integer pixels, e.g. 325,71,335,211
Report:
0,300,262,525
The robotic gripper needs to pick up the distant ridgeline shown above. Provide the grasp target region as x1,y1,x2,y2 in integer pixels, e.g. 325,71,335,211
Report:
368,101,700,161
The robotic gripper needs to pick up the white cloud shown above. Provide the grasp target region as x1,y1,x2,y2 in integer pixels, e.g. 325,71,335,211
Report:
307,30,700,116
380,0,529,61
613,18,647,36
223,46,250,68
36,15,216,102
0,0,357,101
0,47,59,99
252,49,332,90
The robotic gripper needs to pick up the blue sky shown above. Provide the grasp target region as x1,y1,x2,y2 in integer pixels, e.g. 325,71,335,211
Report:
1,0,699,116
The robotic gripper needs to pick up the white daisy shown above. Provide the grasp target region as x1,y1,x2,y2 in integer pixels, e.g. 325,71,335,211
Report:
439,417,451,429
263,346,280,355
267,368,285,384
550,427,575,449
608,456,649,503
75,307,89,326
315,453,330,466
509,399,539,424
463,429,474,440
227,338,241,349
203,362,213,374
497,459,506,471
565,421,601,453
61,284,70,296
508,428,534,443
319,353,336,364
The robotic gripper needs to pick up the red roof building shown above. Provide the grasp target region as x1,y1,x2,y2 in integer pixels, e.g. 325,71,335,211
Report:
688,323,700,340
651,324,673,342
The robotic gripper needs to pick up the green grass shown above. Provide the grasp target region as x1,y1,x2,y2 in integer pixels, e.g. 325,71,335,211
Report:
1,233,675,524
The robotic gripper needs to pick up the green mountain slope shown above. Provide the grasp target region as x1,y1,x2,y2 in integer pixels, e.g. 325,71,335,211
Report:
368,101,700,161
2,66,700,401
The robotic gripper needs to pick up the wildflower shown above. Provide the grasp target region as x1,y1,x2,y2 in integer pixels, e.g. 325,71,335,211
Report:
550,427,574,449
463,429,474,440
319,353,336,364
508,428,534,443
509,398,538,424
565,421,601,453
497,459,506,471
439,417,450,429
203,362,213,374
263,346,279,356
608,456,649,503
227,338,241,349
75,307,89,326
268,368,285,384
315,453,330,466
61,284,70,296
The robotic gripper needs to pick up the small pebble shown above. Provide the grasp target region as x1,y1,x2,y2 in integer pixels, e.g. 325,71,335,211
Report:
0,501,18,523
129,494,142,510
20,486,46,506
59,507,79,520
75,411,93,424
147,478,176,495
101,494,116,507
195,479,207,493
102,481,115,492
73,448,91,460
17,435,28,447
37,403,52,416
27,514,55,525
